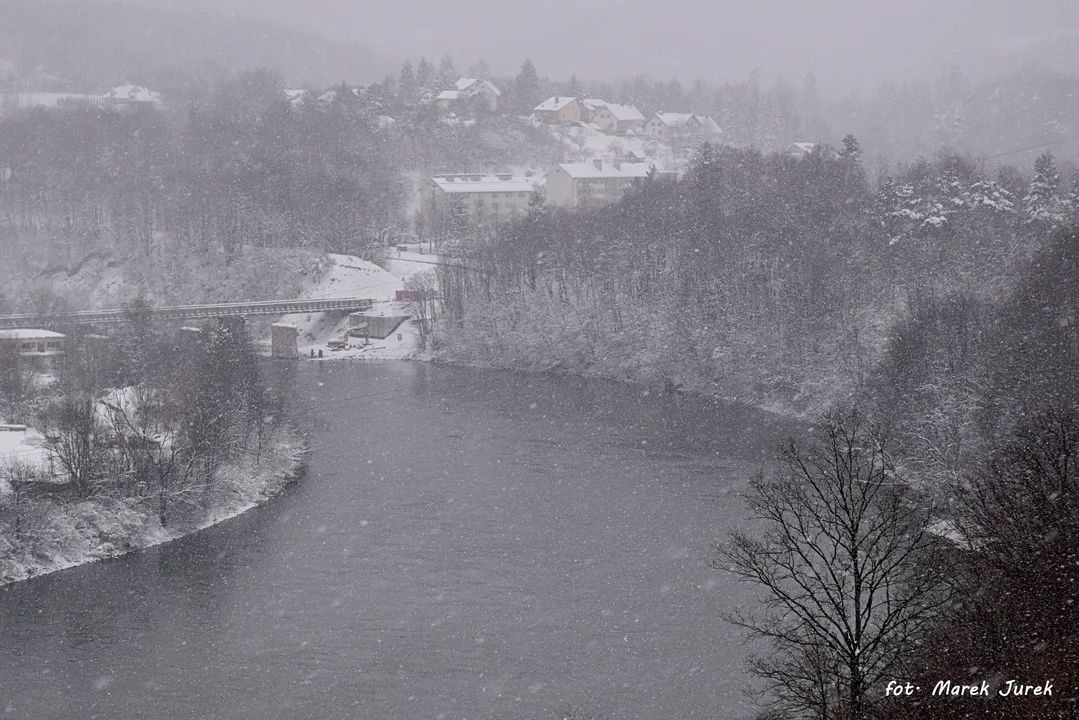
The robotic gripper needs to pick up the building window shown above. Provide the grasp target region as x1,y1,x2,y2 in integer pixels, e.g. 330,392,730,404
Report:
492,203,499,210
492,192,499,198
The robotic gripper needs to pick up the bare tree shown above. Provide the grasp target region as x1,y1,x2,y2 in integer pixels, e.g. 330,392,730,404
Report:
715,408,952,720
37,395,105,496
0,456,37,539
403,271,439,349
101,386,198,527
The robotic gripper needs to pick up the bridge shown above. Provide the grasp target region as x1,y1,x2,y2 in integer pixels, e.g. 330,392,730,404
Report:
0,297,376,329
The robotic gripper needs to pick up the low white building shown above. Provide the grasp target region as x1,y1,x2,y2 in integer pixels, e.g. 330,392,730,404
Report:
545,159,653,209
418,173,539,223
102,83,162,110
0,329,66,356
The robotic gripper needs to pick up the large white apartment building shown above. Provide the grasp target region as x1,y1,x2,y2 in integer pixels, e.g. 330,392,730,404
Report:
418,173,539,222
544,158,653,209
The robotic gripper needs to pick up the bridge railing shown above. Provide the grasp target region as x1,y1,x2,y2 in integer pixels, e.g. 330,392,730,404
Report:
0,297,375,328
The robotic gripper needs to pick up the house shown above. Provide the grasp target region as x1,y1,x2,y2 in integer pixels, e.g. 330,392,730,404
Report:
102,83,161,110
284,88,311,108
605,103,647,134
642,112,702,140
580,99,616,130
435,77,501,112
545,158,653,209
533,96,581,124
579,98,607,120
785,142,841,160
418,173,539,224
696,115,723,136
0,329,66,356
579,98,646,134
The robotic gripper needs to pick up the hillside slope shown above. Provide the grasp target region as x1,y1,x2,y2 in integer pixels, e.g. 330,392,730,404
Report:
0,0,393,89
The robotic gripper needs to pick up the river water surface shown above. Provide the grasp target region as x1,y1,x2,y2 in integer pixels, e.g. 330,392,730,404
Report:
0,362,799,719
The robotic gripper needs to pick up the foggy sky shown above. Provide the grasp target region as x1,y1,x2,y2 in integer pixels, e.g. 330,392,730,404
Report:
143,0,1079,91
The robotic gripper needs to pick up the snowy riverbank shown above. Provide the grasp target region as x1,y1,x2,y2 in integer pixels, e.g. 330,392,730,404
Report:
269,251,436,362
0,429,306,586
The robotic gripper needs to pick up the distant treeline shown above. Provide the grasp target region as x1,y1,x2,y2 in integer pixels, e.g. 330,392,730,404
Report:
0,70,404,266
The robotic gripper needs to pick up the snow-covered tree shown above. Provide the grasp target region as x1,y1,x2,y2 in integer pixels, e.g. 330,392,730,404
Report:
1023,152,1066,228
514,59,541,113
437,54,457,88
398,60,415,103
416,57,434,91
567,72,582,98
840,134,862,163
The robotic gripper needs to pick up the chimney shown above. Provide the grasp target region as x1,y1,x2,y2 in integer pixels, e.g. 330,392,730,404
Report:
593,158,603,170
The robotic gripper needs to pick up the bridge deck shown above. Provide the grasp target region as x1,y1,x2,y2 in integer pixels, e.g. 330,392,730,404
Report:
0,297,375,328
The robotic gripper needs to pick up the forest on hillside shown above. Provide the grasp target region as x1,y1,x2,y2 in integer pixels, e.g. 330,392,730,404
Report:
432,140,1078,410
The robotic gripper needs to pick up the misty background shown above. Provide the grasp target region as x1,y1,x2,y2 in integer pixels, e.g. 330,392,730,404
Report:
122,0,1079,90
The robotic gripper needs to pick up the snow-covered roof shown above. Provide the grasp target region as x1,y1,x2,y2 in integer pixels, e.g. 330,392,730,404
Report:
284,89,310,107
605,102,645,122
650,112,695,127
556,160,653,179
448,78,501,97
697,115,722,134
534,96,577,112
103,83,160,103
580,98,607,113
436,90,460,101
785,142,840,159
318,90,337,103
428,174,537,194
0,329,65,340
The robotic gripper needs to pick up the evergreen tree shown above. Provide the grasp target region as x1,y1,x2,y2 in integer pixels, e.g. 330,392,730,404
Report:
567,72,582,97
467,59,490,79
437,54,458,88
398,60,415,103
1023,151,1064,227
840,133,862,163
514,58,541,113
416,57,434,91
1067,169,1079,217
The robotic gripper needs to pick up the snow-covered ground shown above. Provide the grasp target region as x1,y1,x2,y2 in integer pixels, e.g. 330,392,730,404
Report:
0,428,48,496
275,252,437,362
0,429,305,585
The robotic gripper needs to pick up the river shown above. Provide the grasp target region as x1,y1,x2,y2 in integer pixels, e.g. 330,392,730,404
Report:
0,361,800,719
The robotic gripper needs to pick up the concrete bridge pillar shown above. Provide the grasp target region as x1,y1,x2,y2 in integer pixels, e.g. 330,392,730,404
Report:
271,323,298,359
